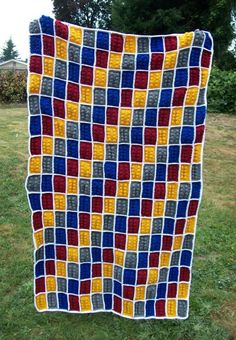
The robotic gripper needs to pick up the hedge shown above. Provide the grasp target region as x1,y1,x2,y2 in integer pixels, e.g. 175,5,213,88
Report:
0,71,27,104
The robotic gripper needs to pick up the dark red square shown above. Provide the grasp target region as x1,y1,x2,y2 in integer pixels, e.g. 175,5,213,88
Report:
175,219,186,234
81,66,93,85
154,183,166,199
80,142,92,159
168,283,177,298
92,197,103,213
162,236,173,251
118,163,130,180
135,71,148,89
141,200,152,217
42,193,53,209
103,249,113,263
123,286,135,300
42,116,52,136
35,277,45,294
137,269,147,284
156,300,166,317
54,175,66,193
30,137,41,155
149,252,159,267
92,263,102,277
96,50,108,68
79,213,90,229
151,53,164,70
195,125,205,143
115,233,126,250
56,246,66,260
106,107,118,125
105,180,116,196
181,145,192,163
145,128,157,145
67,83,79,102
201,50,211,68
121,89,133,107
131,145,143,162
68,229,78,246
55,20,68,39
188,200,198,216
54,99,65,118
158,108,170,126
111,33,123,52
165,36,177,51
114,296,122,313
43,35,54,56
30,56,42,74
69,295,80,311
173,88,187,106
180,267,190,281
33,211,43,231
128,217,140,233
93,124,104,142
168,164,179,181
80,280,91,294
189,68,200,86
67,159,78,176
45,260,55,275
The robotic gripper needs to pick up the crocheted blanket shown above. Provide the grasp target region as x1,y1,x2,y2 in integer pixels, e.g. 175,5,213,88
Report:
26,15,213,319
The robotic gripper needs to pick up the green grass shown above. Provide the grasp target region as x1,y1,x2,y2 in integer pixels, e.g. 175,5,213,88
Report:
0,107,235,339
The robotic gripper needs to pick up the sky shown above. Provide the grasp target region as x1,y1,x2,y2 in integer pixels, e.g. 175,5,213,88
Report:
0,0,54,60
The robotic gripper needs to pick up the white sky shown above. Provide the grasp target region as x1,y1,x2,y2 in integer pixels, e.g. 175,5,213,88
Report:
0,0,54,60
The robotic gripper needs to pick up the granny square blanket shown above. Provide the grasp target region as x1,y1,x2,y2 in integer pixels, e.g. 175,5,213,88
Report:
26,15,213,319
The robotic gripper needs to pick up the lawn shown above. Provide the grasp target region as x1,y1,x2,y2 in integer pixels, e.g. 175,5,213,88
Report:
0,106,235,339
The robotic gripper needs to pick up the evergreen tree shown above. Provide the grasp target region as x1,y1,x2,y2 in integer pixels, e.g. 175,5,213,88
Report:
52,0,112,29
1,38,19,62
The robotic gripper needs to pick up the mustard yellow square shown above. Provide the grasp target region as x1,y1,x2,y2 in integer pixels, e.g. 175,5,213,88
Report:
29,74,41,93
153,200,164,217
43,211,54,227
173,236,183,250
104,198,115,214
127,235,138,251
144,146,155,163
46,277,56,292
167,183,178,199
67,177,78,194
123,300,133,317
34,230,43,248
92,278,102,293
80,160,91,178
125,35,136,53
171,108,183,125
193,144,202,163
201,68,209,87
167,299,177,317
149,72,161,88
179,32,193,48
185,217,196,233
148,269,158,284
70,26,82,45
54,194,65,210
180,164,190,181
80,230,90,246
56,37,67,60
158,128,168,145
67,102,78,121
185,87,198,105
95,68,107,87
81,86,92,104
106,126,118,143
178,283,189,299
29,156,41,174
44,57,54,77
35,294,47,310
140,218,151,234
93,143,104,160
91,214,102,230
80,295,92,311
68,247,78,262
117,182,129,197
164,51,177,69
109,52,122,69
131,164,142,180
42,137,53,155
134,90,146,107
120,109,131,125
135,286,145,300
56,261,66,277
54,118,65,137
115,250,124,266
103,263,113,277
160,252,170,267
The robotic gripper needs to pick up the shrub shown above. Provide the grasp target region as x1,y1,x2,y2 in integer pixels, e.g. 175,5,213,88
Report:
0,70,27,104
208,66,236,114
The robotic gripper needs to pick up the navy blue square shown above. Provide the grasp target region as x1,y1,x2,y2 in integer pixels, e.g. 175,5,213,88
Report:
163,218,174,234
97,31,109,50
92,179,103,196
122,71,134,88
190,47,201,66
93,106,105,124
79,195,90,212
107,89,120,106
104,294,112,310
157,283,166,299
146,300,155,317
131,127,143,144
137,54,149,70
58,293,68,310
138,252,148,268
129,199,140,216
124,269,136,285
68,279,78,294
35,260,44,277
105,162,117,179
191,182,201,199
169,267,179,282
159,89,172,107
156,164,166,181
114,280,122,296
151,37,164,52
142,183,153,198
103,232,113,247
196,106,206,125
56,228,66,244
54,157,66,174
175,69,188,87
69,62,80,82
168,146,180,163
204,32,212,50
145,109,157,126
82,47,95,66
40,15,54,35
67,140,78,158
40,96,52,115
115,216,127,232
180,250,192,266
92,247,101,262
54,79,66,99
67,212,78,228
119,144,130,161
150,235,161,251
177,201,188,218
30,116,41,135
42,175,52,191
80,123,91,141
30,35,42,54
45,245,55,259
181,127,194,144
29,194,41,211
80,263,91,279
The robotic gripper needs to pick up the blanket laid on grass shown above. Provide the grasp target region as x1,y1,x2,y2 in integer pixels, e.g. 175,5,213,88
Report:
26,15,213,319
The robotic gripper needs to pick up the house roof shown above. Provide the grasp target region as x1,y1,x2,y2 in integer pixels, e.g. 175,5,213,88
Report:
0,59,27,67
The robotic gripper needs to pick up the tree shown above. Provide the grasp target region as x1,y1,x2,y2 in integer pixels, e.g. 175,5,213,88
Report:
112,0,236,69
1,38,19,62
52,0,112,29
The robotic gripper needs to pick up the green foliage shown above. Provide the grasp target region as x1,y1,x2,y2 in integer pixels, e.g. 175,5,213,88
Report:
53,0,112,29
1,38,19,62
112,0,236,69
0,71,27,104
208,66,236,114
